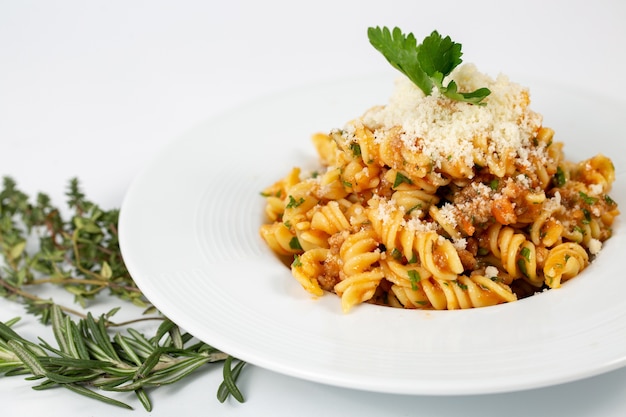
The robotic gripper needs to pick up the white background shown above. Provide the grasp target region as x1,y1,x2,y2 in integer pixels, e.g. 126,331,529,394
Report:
1,1,625,415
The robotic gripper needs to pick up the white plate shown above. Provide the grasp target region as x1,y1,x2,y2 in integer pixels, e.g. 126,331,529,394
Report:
119,73,626,395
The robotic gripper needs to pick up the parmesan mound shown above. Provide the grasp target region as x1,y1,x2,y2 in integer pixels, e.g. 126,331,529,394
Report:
361,64,543,173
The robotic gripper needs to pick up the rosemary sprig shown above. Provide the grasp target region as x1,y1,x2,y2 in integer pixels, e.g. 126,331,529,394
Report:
0,177,246,410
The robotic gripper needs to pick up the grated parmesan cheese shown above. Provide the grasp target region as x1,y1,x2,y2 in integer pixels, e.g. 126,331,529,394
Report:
405,216,439,233
588,183,603,196
452,238,467,250
370,195,397,224
516,174,531,188
437,203,458,228
543,191,562,213
589,238,602,255
485,266,499,278
361,63,543,174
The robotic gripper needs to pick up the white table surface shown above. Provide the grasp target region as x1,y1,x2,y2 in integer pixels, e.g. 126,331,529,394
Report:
1,1,626,415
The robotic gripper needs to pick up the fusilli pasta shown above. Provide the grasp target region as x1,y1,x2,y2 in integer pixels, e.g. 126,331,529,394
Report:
260,64,620,312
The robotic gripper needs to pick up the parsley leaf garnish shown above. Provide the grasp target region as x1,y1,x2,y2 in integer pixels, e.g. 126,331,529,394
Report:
289,237,303,250
407,269,421,290
286,195,306,209
605,194,616,205
578,191,598,205
553,166,566,187
349,142,362,158
393,171,413,188
367,27,491,105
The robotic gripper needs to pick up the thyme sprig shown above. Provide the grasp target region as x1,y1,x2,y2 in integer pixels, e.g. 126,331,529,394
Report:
0,176,147,315
0,177,245,410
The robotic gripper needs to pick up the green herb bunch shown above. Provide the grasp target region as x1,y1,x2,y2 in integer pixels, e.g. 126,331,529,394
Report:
0,177,245,410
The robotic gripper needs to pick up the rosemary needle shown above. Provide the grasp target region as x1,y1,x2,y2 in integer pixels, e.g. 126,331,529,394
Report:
0,177,246,410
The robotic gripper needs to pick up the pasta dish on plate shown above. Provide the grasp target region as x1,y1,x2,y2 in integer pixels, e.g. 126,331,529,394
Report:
259,62,619,313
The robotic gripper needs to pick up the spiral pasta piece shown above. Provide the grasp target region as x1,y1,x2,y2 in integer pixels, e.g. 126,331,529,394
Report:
259,223,300,256
484,224,541,286
543,242,589,288
380,258,432,289
334,270,384,313
573,154,615,192
311,132,340,166
415,231,464,281
314,168,350,201
334,229,385,312
339,229,381,276
367,198,404,255
529,205,564,247
291,248,328,297
310,201,351,235
390,274,516,310
342,159,381,192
